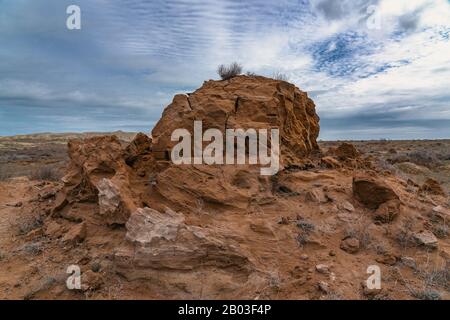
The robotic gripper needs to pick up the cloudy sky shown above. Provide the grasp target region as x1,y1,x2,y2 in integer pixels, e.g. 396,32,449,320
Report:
0,0,449,139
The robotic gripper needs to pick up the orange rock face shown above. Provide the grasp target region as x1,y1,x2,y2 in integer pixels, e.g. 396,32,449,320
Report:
151,75,320,167
56,76,322,219
54,134,155,225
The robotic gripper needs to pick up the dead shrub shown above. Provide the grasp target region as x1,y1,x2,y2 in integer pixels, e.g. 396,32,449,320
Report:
344,220,372,249
22,241,44,256
404,254,449,299
30,165,61,181
432,224,448,239
411,290,441,300
217,62,242,80
246,71,259,77
15,214,43,236
376,158,399,175
420,262,450,291
296,218,315,247
396,219,415,249
408,150,442,167
272,71,289,81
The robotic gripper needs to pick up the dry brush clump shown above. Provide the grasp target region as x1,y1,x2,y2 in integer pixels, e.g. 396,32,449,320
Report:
343,219,373,250
408,259,449,300
396,218,415,250
21,241,44,256
217,62,243,80
30,164,62,181
388,150,442,168
13,213,43,236
296,218,315,247
272,71,289,81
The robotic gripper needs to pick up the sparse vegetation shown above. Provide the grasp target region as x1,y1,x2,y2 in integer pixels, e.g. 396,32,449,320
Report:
403,255,449,299
420,264,450,291
296,218,315,247
407,150,442,168
217,62,242,80
30,165,62,181
432,224,448,239
396,218,415,249
411,289,442,300
344,220,372,249
22,241,43,256
388,150,442,168
14,214,43,236
23,276,57,300
272,71,289,81
325,291,343,300
297,219,315,233
246,71,259,77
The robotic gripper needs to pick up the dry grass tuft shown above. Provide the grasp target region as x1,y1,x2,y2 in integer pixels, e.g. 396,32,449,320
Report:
30,165,62,181
217,62,242,80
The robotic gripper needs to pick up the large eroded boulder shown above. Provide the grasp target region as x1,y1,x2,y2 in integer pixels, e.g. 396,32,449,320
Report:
151,75,320,166
114,207,260,298
352,176,399,209
50,76,323,297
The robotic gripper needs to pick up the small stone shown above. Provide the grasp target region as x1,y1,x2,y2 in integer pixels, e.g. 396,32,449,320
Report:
80,270,103,292
278,217,289,225
24,228,43,241
318,281,329,293
400,257,416,269
337,212,353,223
62,222,87,245
300,254,309,260
305,189,327,203
316,264,330,274
432,206,450,219
340,238,360,254
329,250,336,257
432,205,449,214
14,202,23,208
412,230,438,249
339,201,355,212
361,281,382,298
376,253,398,265
45,220,63,238
137,170,146,177
39,189,57,200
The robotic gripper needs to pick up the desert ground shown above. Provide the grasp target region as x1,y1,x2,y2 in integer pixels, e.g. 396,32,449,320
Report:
1,136,449,300
0,76,449,300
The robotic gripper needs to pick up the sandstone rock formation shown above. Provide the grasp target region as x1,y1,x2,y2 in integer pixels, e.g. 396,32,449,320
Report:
115,207,257,296
36,75,449,300
53,134,154,225
44,76,324,298
151,75,320,166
